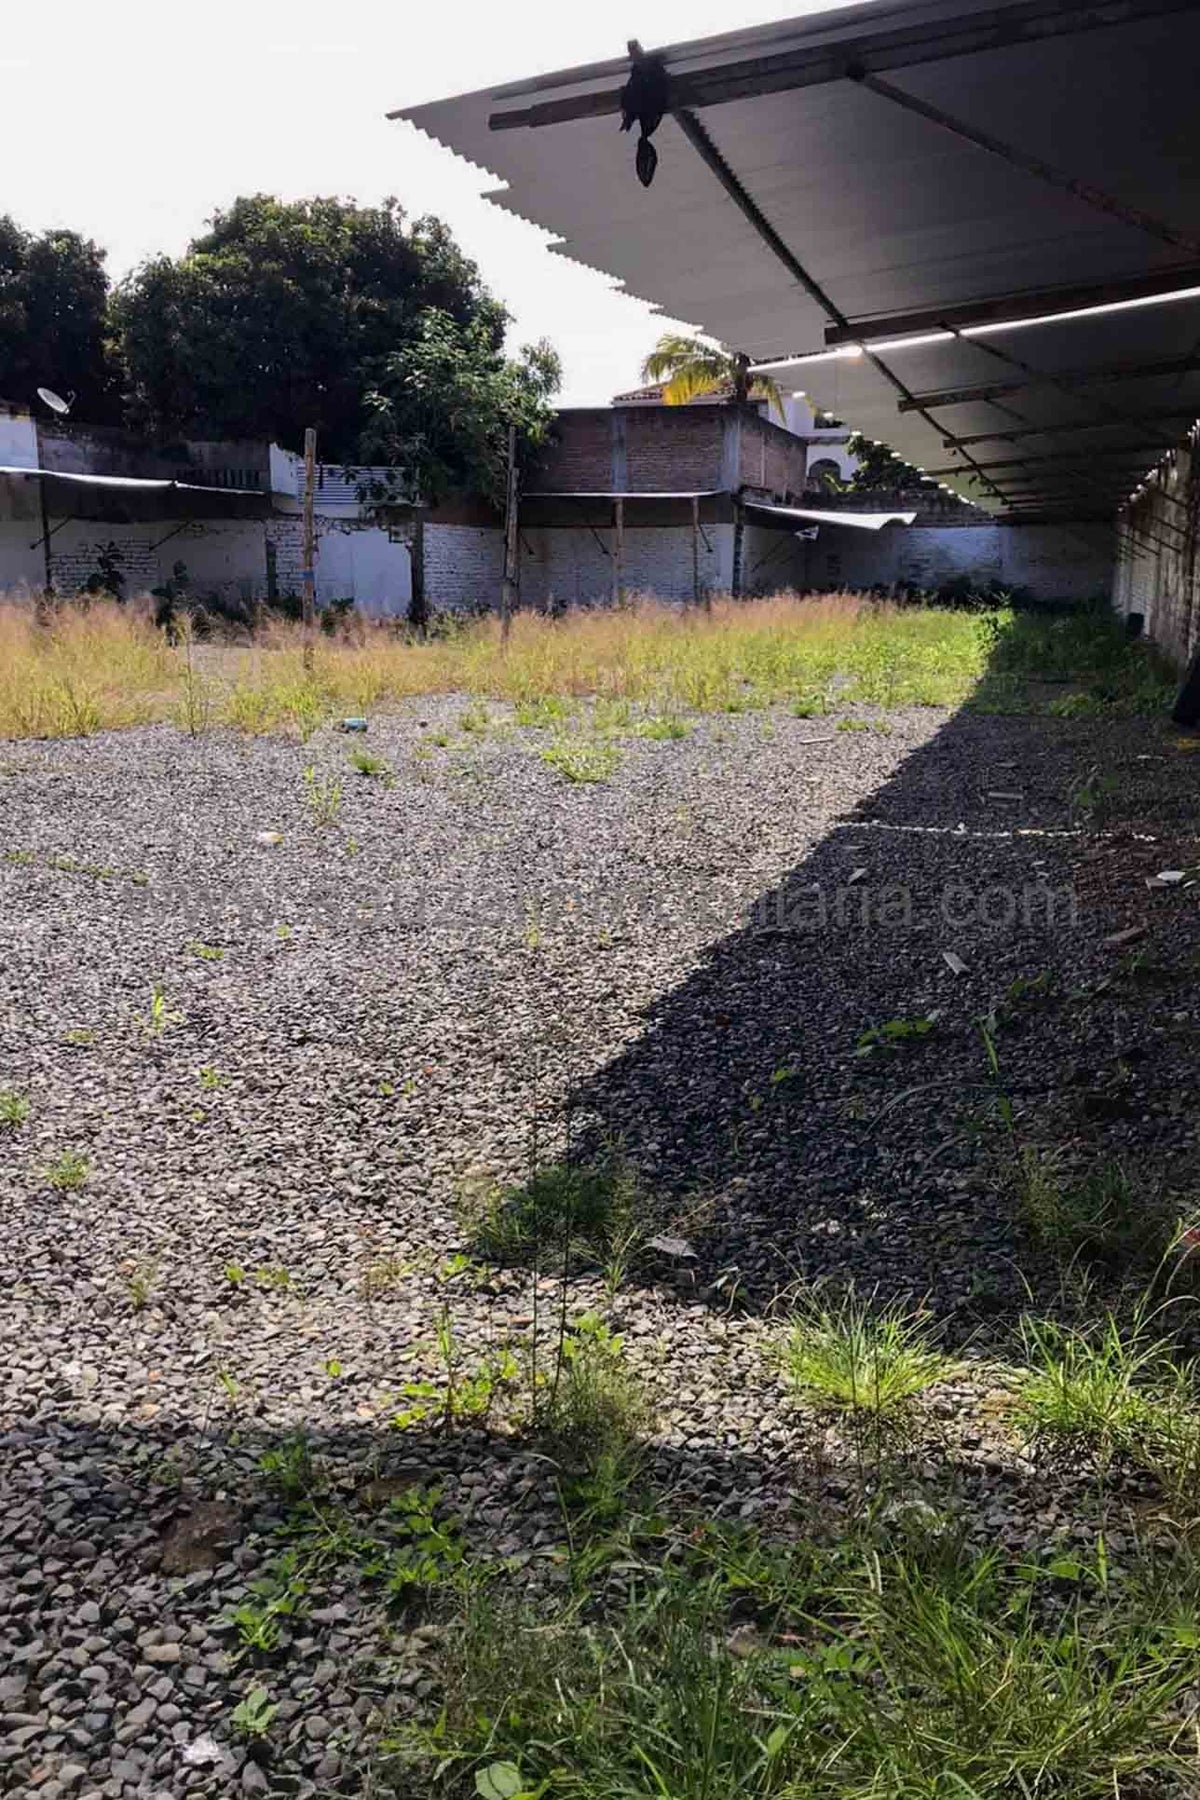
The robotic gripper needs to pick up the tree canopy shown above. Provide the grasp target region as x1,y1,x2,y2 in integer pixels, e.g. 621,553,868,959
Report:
0,218,118,421
640,333,783,413
114,195,522,460
360,310,561,507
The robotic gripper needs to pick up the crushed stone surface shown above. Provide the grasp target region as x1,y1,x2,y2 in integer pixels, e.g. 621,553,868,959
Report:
1,698,1197,1796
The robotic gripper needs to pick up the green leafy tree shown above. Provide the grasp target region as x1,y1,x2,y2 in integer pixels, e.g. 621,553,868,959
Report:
843,430,934,494
0,218,118,420
114,196,510,457
360,311,561,507
640,332,782,412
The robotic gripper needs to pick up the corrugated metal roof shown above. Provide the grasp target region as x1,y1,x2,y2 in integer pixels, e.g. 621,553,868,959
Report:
747,501,917,529
395,0,1200,518
0,466,263,494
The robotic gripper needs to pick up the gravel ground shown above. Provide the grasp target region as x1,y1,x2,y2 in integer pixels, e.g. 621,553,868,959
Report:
1,697,1198,1798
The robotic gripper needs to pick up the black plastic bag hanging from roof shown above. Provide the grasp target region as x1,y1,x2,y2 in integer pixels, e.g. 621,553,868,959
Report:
619,39,669,187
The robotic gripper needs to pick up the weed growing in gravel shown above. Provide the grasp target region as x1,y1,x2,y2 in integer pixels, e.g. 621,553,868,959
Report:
782,1291,953,1425
43,1149,90,1191
539,1312,650,1498
138,982,183,1040
223,1561,308,1660
0,1088,30,1127
461,1159,647,1274
1019,1154,1180,1272
633,712,691,740
186,940,224,962
349,747,394,783
836,716,871,733
1015,1309,1197,1488
303,763,343,827
199,1065,227,1090
513,694,576,728
538,737,622,785
855,1013,938,1056
361,1253,416,1298
259,1433,317,1501
123,1256,158,1311
231,1686,279,1740
393,1308,521,1433
63,1026,95,1047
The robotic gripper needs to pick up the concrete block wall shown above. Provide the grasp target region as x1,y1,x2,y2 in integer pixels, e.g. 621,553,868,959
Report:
425,524,505,612
1114,441,1197,666
801,521,1114,603
518,523,731,607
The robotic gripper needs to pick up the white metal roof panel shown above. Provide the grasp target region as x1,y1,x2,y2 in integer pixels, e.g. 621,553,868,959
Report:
396,0,1200,518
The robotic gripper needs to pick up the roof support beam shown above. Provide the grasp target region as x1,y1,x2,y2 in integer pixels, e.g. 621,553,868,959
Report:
921,446,1167,476
669,104,1009,505
824,268,1200,348
480,0,1195,132
897,354,1200,411
848,70,1200,259
943,409,1199,448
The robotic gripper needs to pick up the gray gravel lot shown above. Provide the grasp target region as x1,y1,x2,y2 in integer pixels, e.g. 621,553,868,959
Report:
1,698,1197,1797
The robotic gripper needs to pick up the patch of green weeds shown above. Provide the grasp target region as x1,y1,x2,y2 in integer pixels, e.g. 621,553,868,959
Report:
394,1521,1200,1800
350,746,394,783
0,1088,30,1127
513,694,575,729
44,1148,90,1191
138,982,182,1040
836,717,871,734
1015,1309,1198,1490
259,1432,317,1501
781,1290,953,1425
538,737,622,785
855,1013,938,1056
393,1308,520,1433
633,713,692,740
186,940,224,962
459,1158,647,1279
303,763,343,827
231,1686,279,1740
1018,1154,1178,1271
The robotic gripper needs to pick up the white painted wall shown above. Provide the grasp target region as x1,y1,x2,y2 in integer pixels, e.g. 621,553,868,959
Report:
0,411,39,470
316,523,411,615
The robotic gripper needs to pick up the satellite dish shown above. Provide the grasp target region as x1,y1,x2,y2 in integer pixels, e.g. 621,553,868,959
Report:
37,386,73,416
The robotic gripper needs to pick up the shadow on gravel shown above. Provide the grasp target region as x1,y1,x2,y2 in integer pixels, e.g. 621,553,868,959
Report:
573,617,1200,1336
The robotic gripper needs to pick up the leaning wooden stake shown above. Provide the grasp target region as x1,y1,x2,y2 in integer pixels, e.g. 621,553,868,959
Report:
302,427,317,670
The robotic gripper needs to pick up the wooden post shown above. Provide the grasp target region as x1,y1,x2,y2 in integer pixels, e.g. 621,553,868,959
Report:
301,427,317,667
38,473,53,599
731,495,745,598
501,422,518,641
691,494,700,606
612,496,625,606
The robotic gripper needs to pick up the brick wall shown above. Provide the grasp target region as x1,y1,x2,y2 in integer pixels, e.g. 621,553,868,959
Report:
48,525,164,596
739,415,811,499
535,407,729,495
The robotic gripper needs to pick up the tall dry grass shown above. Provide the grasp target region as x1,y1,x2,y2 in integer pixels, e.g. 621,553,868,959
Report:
0,590,1003,740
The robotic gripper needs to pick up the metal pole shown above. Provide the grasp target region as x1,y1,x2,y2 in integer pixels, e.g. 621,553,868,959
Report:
501,422,518,640
302,428,317,668
691,494,701,604
38,474,52,598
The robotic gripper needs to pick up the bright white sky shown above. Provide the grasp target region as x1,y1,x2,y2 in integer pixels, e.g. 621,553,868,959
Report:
3,0,857,404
